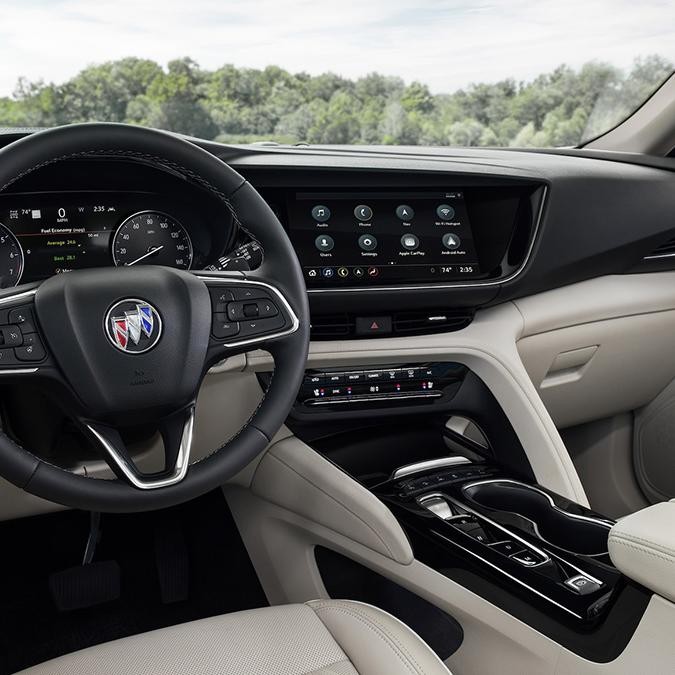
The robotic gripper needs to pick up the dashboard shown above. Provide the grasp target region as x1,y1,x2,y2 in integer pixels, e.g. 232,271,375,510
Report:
0,138,673,336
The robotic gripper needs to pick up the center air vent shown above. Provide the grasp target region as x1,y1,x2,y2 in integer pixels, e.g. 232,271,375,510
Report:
310,310,474,340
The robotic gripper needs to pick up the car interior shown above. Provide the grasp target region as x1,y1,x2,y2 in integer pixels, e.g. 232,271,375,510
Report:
0,67,674,675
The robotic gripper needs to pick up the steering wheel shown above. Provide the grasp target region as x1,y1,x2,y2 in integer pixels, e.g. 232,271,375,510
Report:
0,123,310,512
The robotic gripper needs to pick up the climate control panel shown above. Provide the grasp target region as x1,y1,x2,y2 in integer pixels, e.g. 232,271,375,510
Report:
297,362,466,409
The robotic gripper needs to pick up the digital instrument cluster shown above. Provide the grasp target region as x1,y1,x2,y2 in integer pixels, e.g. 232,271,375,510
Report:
0,192,236,288
287,191,482,287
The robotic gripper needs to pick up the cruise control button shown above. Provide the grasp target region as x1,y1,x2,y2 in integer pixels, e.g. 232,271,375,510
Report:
1,325,23,346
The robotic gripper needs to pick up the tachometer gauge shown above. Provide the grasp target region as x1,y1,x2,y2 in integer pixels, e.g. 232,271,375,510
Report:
112,211,193,269
0,223,24,288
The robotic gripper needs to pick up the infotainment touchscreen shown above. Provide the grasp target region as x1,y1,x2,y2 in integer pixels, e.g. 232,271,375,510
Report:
287,191,482,287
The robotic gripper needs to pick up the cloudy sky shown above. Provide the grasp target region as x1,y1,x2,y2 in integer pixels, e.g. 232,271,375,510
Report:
0,0,673,96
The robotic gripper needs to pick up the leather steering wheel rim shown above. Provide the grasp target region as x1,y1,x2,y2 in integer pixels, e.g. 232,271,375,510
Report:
0,123,310,512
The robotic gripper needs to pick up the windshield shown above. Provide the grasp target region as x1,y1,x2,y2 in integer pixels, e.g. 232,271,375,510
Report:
0,1,673,148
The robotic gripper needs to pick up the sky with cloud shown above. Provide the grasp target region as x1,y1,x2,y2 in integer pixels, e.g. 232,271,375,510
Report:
0,0,673,96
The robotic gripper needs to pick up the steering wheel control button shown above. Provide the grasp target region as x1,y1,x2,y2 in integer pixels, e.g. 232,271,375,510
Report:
396,205,415,220
104,299,162,354
400,234,419,251
355,316,392,336
442,233,462,250
238,313,285,338
211,315,240,339
315,234,335,252
354,205,373,221
436,204,456,221
1,325,23,346
15,335,46,361
209,288,234,305
358,234,378,251
311,205,331,222
9,306,37,334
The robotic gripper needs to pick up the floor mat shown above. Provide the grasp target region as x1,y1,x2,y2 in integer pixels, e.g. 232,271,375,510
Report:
0,490,268,674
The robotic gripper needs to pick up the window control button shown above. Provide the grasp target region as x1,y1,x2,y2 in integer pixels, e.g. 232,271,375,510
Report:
489,540,526,557
510,549,547,567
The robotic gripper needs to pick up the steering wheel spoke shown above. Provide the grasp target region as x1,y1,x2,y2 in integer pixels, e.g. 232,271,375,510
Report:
0,285,53,376
83,407,195,490
201,272,300,361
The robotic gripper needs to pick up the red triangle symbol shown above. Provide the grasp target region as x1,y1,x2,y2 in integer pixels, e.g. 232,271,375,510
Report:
370,321,379,330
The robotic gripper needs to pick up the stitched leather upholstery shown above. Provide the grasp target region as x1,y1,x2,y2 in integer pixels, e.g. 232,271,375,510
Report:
16,600,452,675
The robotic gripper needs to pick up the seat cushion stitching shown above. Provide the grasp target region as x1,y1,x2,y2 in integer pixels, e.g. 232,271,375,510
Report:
312,601,429,673
312,604,427,675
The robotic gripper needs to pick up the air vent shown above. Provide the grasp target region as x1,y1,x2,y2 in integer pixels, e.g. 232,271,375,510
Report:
392,310,474,335
645,236,675,259
310,310,474,340
310,314,355,339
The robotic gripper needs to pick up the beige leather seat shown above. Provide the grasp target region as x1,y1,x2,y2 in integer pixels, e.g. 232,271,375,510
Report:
17,600,452,675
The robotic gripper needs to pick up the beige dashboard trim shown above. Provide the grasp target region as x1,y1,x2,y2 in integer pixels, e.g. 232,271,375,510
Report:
248,301,588,505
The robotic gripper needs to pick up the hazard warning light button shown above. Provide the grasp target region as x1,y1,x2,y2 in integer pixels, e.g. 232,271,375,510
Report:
355,316,392,336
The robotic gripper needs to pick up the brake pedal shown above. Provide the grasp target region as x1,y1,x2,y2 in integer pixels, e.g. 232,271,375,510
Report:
49,512,121,611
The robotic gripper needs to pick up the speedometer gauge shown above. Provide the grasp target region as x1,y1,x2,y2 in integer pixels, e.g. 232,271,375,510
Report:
0,223,23,288
112,211,193,269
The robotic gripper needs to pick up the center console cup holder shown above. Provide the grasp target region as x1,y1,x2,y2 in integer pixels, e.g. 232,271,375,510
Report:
461,480,612,556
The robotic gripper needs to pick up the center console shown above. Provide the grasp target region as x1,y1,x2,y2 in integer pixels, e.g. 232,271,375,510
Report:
280,360,653,662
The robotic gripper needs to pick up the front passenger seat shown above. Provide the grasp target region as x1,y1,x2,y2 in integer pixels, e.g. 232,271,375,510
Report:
17,600,452,675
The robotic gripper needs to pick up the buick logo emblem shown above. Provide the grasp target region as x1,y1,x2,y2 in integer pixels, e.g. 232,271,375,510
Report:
105,299,162,353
